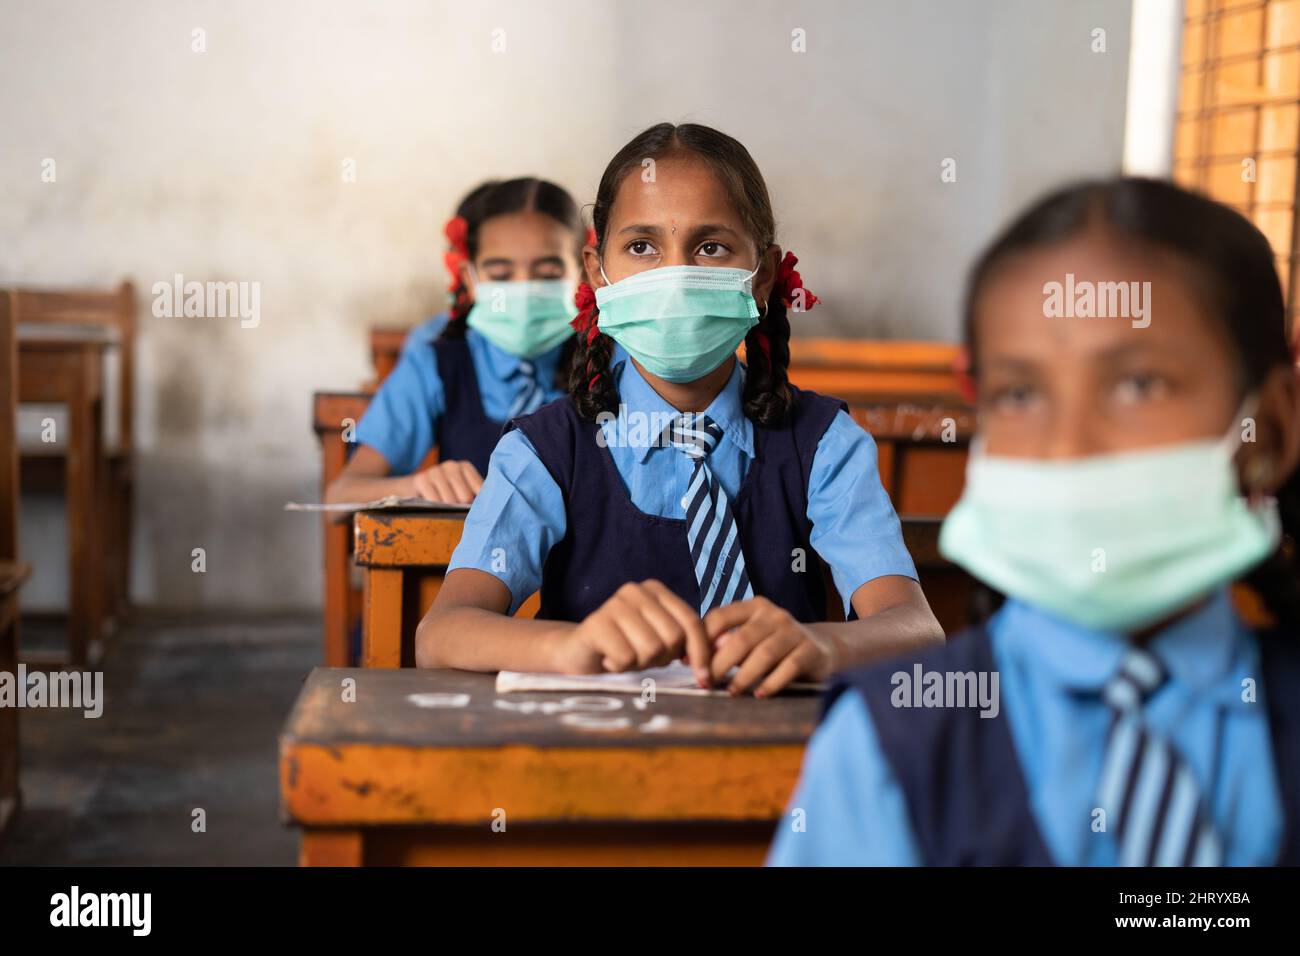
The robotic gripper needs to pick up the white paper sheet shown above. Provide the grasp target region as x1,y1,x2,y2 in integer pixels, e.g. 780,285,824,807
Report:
495,661,823,697
284,495,470,514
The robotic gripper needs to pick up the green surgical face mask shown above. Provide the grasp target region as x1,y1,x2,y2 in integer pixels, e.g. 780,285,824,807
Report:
594,262,761,383
938,405,1281,634
465,278,577,359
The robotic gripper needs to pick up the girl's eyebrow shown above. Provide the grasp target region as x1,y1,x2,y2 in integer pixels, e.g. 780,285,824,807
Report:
616,223,666,236
529,255,566,269
614,222,743,239
685,223,742,240
478,257,515,269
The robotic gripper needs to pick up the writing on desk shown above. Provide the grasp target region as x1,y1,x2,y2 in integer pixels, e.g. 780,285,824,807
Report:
403,691,679,733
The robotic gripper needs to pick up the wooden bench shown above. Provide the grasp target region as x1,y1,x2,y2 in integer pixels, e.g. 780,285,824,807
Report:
279,667,817,865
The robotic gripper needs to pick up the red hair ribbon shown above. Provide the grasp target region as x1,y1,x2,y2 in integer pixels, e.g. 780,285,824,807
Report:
571,282,600,346
585,225,598,247
954,345,977,404
443,215,470,293
772,251,820,313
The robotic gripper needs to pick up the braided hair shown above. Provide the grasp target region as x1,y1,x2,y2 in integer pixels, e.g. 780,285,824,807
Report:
963,177,1300,633
570,123,799,428
439,177,585,387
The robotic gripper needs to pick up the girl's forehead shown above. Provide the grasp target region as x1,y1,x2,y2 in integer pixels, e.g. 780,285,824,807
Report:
609,155,742,226
974,235,1233,361
477,211,573,251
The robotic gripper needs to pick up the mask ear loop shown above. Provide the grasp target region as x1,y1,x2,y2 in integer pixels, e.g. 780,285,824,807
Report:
1221,392,1283,510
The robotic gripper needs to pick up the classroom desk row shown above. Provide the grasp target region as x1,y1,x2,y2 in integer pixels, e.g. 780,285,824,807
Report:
315,371,977,666
351,507,971,669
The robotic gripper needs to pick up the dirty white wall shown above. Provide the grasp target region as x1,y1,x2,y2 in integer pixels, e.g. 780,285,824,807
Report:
0,0,1131,611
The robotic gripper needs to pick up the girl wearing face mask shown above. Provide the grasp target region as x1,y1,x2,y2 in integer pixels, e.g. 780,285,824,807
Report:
417,123,944,692
770,178,1300,867
325,178,584,508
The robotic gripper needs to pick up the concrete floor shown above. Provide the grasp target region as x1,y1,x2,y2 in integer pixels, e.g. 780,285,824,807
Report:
0,613,319,865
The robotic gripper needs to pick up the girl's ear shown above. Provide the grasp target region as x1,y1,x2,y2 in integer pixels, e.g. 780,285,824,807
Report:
751,244,783,310
459,260,478,300
1243,364,1300,496
582,243,605,289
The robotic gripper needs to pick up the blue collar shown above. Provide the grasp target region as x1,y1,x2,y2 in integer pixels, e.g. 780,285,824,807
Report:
995,589,1251,700
468,327,563,381
609,345,755,463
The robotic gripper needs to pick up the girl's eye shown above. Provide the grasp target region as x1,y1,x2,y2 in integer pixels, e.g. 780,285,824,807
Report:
1113,371,1169,405
697,241,729,258
627,240,658,257
988,383,1039,414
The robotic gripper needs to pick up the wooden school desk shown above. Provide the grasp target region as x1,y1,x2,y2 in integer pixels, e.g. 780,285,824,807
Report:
15,320,116,667
313,390,375,667
351,508,468,668
9,283,136,628
353,509,973,668
0,302,32,839
279,667,818,866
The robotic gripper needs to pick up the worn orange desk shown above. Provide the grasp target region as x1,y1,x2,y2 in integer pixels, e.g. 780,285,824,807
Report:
313,390,374,667
279,667,817,866
352,509,541,668
16,321,117,666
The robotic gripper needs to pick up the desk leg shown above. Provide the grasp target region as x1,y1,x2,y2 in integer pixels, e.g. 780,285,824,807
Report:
362,568,404,668
300,829,363,866
65,378,98,666
0,594,19,836
323,520,351,667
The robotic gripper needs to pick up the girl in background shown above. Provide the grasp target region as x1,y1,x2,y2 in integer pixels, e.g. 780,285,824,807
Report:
327,178,585,506
770,178,1300,866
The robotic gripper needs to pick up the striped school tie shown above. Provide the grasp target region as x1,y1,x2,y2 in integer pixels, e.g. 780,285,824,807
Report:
664,413,755,614
508,359,546,419
1095,647,1224,866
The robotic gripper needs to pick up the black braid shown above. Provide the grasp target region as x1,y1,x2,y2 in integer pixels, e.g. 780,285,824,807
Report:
742,289,793,427
1245,466,1300,633
570,321,620,419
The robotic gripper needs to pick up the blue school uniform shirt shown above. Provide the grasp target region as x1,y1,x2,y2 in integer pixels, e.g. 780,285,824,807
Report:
448,347,918,614
767,588,1285,866
355,314,568,474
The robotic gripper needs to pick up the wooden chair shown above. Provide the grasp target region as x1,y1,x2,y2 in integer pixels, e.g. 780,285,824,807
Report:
0,297,32,838
369,327,408,387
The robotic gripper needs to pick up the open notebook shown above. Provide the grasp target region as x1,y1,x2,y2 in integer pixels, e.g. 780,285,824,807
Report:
284,495,470,513
496,661,824,697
